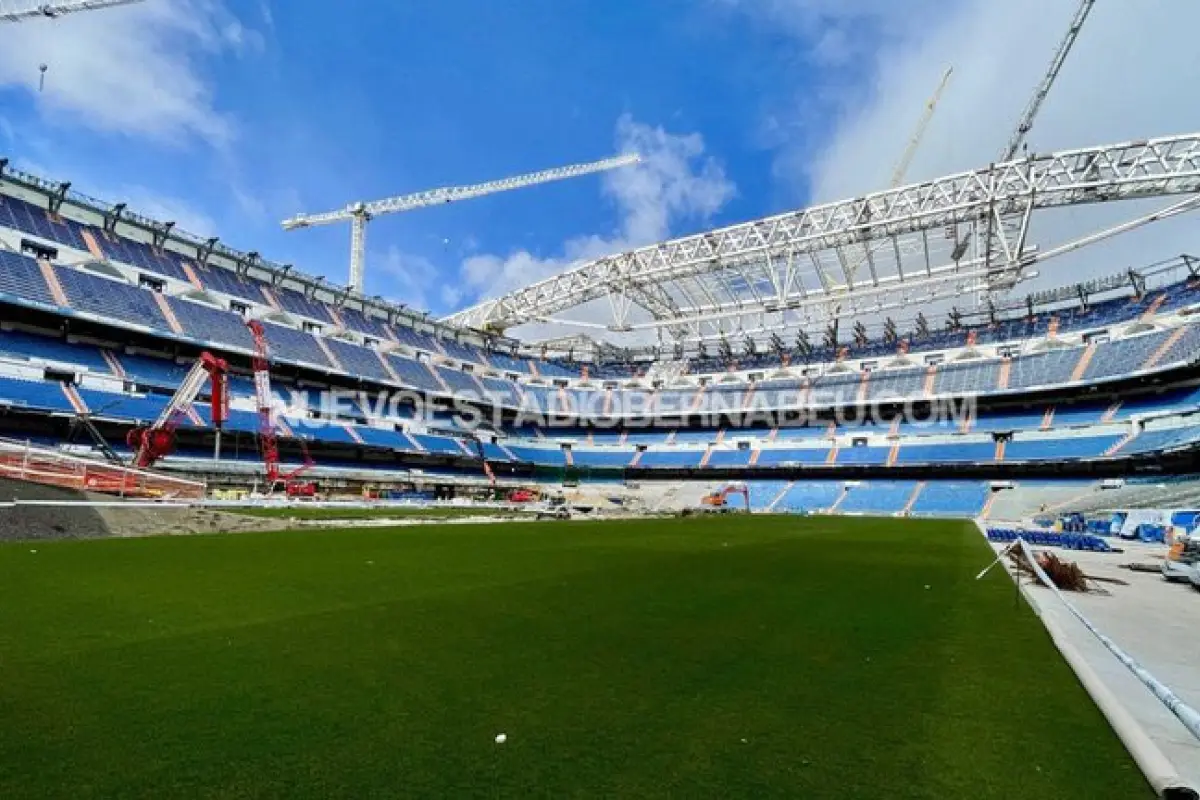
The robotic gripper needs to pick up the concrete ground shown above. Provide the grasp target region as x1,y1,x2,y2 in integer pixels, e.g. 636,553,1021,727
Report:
1000,538,1200,791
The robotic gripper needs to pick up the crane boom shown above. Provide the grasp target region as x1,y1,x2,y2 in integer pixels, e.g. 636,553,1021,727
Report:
845,67,954,286
0,0,145,23
127,351,228,469
281,152,641,294
986,0,1097,293
999,0,1096,162
891,66,953,188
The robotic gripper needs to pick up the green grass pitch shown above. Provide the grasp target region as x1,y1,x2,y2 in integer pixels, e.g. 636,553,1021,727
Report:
0,516,1148,798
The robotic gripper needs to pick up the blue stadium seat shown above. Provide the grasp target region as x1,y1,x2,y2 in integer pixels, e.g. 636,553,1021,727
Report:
836,445,889,465
337,306,391,339
260,322,331,369
168,299,258,350
1005,435,1121,461
1084,331,1171,381
775,481,843,512
116,352,190,388
0,250,55,306
637,449,704,468
507,444,567,466
386,354,443,394
897,441,995,464
192,263,268,305
55,268,169,330
325,339,391,382
756,447,829,466
571,449,632,468
411,434,469,456
0,374,75,412
0,329,110,373
839,481,918,514
909,482,989,517
488,352,531,374
76,387,169,422
436,366,483,397
706,448,753,467
272,286,335,324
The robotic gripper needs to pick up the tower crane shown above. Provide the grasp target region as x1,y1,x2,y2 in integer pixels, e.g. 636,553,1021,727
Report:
0,0,145,23
891,66,953,188
845,66,954,286
281,152,642,294
985,0,1097,289
999,0,1096,162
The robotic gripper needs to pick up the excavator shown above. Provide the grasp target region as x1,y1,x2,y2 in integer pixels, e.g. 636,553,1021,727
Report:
699,483,751,513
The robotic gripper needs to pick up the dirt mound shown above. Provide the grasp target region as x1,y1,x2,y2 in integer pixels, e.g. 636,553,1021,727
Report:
0,477,108,541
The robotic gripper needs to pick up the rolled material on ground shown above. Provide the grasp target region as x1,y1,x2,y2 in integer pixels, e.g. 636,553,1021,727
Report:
1012,537,1200,746
1033,594,1196,800
973,522,1197,799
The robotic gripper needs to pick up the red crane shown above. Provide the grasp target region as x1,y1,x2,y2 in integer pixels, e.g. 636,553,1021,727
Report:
128,351,228,468
246,319,315,493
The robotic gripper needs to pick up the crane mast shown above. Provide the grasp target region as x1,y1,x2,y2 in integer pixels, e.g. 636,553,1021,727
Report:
282,152,642,294
246,319,314,490
0,0,145,23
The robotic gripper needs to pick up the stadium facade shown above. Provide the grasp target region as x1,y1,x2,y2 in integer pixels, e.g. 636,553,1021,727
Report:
1,137,1200,515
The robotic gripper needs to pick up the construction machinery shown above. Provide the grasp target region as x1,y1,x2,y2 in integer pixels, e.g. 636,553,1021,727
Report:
847,66,954,285
986,0,1097,289
699,483,751,513
1000,0,1097,163
281,153,641,293
891,66,954,188
0,0,145,23
246,319,317,495
127,351,228,468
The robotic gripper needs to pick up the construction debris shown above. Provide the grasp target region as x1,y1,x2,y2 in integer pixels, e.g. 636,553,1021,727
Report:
1008,547,1127,593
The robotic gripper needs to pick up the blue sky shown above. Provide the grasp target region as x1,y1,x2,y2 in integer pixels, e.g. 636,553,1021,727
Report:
1,0,1199,323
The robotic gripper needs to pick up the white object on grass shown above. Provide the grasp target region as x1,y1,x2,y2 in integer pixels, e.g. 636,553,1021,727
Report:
494,733,507,744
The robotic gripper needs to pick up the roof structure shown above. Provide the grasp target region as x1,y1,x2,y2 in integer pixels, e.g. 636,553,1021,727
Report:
443,132,1200,345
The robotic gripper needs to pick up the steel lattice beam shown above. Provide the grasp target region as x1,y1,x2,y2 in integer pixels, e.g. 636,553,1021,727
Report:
444,133,1200,333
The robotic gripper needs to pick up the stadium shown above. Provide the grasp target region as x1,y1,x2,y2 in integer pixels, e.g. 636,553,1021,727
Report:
1,1,1199,797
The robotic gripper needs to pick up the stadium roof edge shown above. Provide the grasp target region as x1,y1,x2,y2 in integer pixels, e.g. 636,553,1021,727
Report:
0,159,518,350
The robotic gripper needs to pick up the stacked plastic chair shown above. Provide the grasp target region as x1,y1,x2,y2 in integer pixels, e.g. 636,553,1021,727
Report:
985,527,1114,552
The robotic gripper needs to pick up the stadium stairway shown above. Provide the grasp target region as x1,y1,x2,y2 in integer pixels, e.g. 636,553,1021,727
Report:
1104,430,1136,456
314,338,345,373
1069,343,1097,382
99,350,126,378
1140,292,1167,320
978,490,999,520
901,482,925,515
37,259,69,307
1143,326,1189,371
78,229,108,262
152,293,185,335
767,481,793,511
61,383,87,414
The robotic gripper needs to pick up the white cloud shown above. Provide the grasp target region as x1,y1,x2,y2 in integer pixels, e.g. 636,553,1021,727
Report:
736,0,1200,293
112,184,219,238
368,246,446,313
0,0,256,146
457,114,736,314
